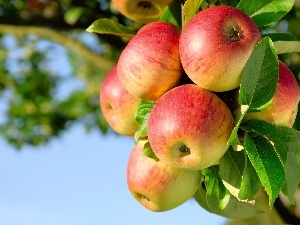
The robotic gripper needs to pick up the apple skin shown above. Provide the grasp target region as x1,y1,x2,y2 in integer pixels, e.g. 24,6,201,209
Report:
118,21,182,101
179,5,261,92
100,64,141,136
244,61,300,127
147,84,235,171
127,139,202,212
111,0,173,24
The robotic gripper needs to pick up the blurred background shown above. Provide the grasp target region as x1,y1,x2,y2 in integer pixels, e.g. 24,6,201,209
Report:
0,0,299,224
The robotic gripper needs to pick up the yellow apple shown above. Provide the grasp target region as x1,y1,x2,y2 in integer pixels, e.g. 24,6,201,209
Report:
112,0,173,24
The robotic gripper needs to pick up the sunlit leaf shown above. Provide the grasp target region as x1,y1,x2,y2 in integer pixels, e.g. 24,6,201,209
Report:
237,0,294,27
239,37,278,112
86,18,136,38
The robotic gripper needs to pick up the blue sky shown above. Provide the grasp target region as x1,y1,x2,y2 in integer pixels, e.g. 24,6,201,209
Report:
0,124,228,225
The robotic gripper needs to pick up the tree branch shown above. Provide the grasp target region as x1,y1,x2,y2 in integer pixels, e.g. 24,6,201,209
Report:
0,24,115,78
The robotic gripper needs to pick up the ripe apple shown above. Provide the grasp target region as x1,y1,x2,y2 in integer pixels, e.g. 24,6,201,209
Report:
118,21,182,100
111,0,173,24
147,84,235,171
243,61,300,127
179,5,261,92
100,64,141,136
127,139,202,212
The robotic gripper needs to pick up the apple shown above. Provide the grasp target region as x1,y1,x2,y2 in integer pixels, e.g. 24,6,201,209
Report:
179,5,261,92
147,84,235,171
127,139,202,212
117,21,182,100
100,64,141,136
243,61,300,127
111,0,173,24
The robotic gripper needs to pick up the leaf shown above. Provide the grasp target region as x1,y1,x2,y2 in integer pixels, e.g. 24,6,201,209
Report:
262,33,297,42
241,119,288,164
239,37,278,112
243,133,285,206
282,151,300,204
237,0,294,27
244,122,300,204
86,18,136,38
194,185,264,219
219,147,262,201
273,41,300,54
262,33,300,54
160,0,182,27
202,166,230,211
276,126,300,203
64,7,84,25
182,0,202,27
276,126,300,154
228,105,249,146
219,147,245,191
143,141,159,161
238,153,262,200
134,100,156,142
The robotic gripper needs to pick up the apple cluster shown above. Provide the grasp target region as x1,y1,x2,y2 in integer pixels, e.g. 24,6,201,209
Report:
100,5,300,212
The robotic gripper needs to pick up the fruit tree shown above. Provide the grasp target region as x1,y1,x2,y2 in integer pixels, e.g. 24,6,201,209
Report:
93,0,300,224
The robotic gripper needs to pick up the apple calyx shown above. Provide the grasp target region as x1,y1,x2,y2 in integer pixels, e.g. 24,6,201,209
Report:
228,26,243,41
170,142,191,158
138,1,153,9
179,145,191,155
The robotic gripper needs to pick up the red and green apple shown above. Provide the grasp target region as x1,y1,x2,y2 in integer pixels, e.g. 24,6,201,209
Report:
148,84,235,171
179,5,261,92
100,65,141,136
127,139,202,212
118,21,182,100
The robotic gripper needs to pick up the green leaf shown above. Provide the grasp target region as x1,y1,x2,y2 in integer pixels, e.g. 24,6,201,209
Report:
262,33,300,54
241,119,288,164
228,105,249,146
243,122,300,204
182,0,202,27
134,100,156,142
276,126,300,203
86,18,136,38
143,141,159,161
282,151,300,204
202,166,230,211
243,133,285,206
239,37,278,112
262,33,297,42
194,185,264,219
219,147,245,192
276,126,300,154
237,0,294,27
64,7,84,25
160,0,182,27
238,153,262,200
219,147,262,201
273,41,300,54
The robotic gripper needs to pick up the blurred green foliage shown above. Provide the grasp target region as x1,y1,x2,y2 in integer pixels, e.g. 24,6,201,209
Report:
0,0,299,149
